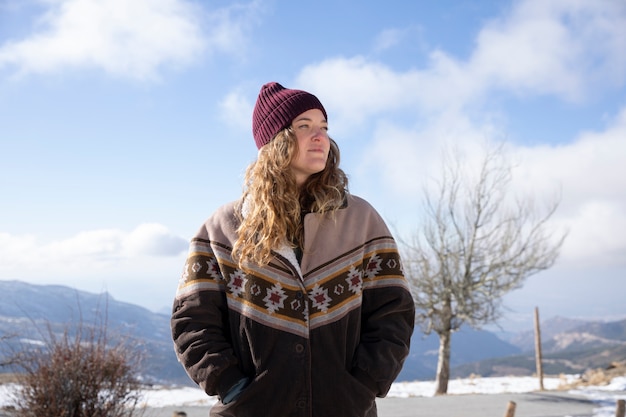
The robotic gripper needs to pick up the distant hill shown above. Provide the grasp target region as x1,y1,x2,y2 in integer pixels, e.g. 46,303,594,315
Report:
451,317,626,378
397,325,521,381
0,280,189,385
504,316,591,353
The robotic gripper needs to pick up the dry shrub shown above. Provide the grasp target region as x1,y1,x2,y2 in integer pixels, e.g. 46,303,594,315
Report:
560,361,626,389
8,321,144,417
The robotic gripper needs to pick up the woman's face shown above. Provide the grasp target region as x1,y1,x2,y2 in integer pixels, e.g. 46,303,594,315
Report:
289,108,330,187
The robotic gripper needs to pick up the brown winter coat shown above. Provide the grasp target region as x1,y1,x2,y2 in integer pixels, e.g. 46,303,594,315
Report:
171,194,415,417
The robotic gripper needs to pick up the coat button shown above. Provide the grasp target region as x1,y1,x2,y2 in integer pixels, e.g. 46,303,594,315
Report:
296,291,303,299
295,343,304,353
296,399,306,408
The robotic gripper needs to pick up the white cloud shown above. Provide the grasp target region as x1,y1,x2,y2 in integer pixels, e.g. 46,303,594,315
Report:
357,111,502,196
219,88,253,131
0,232,37,262
298,0,625,131
203,1,263,61
0,0,260,80
296,57,424,132
558,200,626,266
372,28,406,52
509,107,626,266
0,224,188,310
0,223,187,271
124,223,189,257
372,26,424,53
511,108,626,209
469,0,626,101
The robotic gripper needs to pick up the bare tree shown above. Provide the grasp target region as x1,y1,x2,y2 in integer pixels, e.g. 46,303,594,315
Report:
402,143,566,395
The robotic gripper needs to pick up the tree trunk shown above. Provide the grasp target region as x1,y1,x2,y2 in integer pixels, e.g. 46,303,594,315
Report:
435,329,452,395
534,307,544,390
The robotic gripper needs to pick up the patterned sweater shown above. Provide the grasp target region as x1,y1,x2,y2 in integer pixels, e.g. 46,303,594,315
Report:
171,194,415,417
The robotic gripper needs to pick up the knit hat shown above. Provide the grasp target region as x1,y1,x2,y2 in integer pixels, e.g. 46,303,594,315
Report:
252,82,327,149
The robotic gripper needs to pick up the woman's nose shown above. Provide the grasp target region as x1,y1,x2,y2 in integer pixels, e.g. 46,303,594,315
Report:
311,126,325,140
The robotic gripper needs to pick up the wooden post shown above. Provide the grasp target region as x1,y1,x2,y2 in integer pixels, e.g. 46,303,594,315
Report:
616,399,625,417
504,401,516,417
534,307,544,391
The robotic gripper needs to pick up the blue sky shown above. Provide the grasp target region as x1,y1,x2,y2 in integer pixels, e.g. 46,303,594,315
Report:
1,0,625,331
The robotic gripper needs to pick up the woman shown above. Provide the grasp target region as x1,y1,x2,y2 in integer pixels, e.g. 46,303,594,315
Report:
171,82,415,417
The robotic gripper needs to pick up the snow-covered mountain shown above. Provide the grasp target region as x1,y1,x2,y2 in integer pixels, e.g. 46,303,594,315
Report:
0,280,188,385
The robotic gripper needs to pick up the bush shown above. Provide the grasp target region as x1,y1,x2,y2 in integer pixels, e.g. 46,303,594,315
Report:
7,320,144,417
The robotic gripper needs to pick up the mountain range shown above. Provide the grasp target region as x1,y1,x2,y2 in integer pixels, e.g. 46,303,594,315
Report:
1,280,624,385
0,280,186,385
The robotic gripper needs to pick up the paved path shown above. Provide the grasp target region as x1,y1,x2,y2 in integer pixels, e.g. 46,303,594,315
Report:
142,391,596,417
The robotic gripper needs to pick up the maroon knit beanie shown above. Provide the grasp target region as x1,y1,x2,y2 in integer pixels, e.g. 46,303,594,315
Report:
252,82,327,149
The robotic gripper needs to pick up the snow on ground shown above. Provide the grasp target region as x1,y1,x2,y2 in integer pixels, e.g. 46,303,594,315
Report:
137,385,218,408
1,375,625,416
388,375,578,397
569,376,626,417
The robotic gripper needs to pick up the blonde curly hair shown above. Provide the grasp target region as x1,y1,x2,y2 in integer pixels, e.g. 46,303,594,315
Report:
232,127,348,268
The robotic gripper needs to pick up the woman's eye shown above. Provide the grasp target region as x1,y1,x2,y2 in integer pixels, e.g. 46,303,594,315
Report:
294,123,328,132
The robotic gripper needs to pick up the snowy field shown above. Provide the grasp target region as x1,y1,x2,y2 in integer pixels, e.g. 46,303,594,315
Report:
1,375,625,416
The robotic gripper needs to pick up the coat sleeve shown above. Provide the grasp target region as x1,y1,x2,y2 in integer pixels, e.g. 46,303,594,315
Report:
352,276,415,397
170,237,246,398
350,211,415,397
